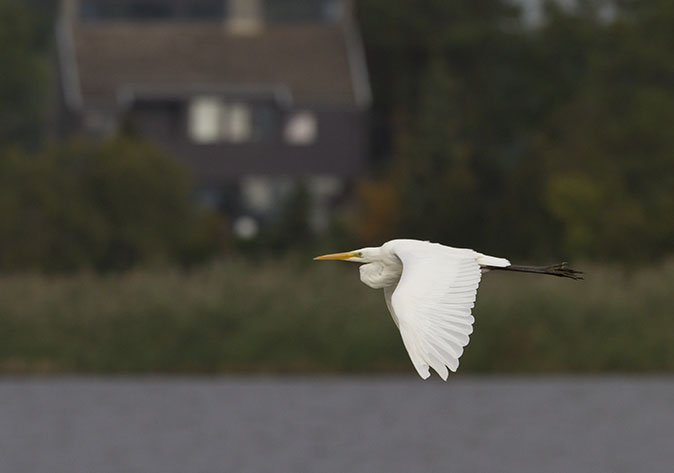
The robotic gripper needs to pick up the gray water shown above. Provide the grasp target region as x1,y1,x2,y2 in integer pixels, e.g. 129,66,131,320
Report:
1,376,673,473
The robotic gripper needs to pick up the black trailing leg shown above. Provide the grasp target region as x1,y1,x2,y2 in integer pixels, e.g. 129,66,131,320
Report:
486,262,584,280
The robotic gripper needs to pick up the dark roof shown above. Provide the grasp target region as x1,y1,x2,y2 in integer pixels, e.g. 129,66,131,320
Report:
72,22,360,111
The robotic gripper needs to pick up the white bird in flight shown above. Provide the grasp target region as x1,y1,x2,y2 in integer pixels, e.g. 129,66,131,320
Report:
314,239,582,380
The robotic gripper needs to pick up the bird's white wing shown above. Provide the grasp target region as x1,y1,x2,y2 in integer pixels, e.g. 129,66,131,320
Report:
388,242,483,380
383,284,399,329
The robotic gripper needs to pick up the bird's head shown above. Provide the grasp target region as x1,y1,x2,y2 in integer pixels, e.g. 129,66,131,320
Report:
314,247,382,263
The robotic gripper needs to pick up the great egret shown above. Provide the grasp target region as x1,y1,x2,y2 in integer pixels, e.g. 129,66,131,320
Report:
314,239,582,380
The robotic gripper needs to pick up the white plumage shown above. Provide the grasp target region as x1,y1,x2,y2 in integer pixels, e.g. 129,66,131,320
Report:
316,239,581,379
315,239,510,380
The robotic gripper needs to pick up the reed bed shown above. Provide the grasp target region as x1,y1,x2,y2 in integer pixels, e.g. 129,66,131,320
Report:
1,258,672,374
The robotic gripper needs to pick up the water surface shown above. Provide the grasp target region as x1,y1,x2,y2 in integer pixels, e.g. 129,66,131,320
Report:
1,376,673,472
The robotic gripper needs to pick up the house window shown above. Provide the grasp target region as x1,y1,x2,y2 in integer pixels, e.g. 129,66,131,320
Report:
222,103,252,142
188,97,222,144
187,98,252,144
284,111,318,145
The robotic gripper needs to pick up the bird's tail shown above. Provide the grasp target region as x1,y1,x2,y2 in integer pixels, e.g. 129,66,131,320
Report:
486,262,584,280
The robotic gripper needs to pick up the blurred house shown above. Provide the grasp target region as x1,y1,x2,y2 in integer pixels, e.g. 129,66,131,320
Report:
55,0,371,236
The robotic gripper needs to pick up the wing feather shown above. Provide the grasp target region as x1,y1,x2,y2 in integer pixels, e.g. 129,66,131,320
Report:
387,241,485,380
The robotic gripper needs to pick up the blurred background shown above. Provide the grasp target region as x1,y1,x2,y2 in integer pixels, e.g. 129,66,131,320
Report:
1,0,673,471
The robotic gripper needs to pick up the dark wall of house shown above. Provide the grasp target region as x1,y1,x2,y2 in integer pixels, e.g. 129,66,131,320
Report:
127,103,368,184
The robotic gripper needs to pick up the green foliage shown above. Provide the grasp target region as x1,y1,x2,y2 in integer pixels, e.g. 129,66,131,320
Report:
0,138,221,272
357,0,674,262
264,182,313,251
538,3,674,261
359,0,560,256
0,0,50,149
0,259,672,374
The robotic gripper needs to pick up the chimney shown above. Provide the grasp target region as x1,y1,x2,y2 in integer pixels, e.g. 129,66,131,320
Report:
226,0,263,35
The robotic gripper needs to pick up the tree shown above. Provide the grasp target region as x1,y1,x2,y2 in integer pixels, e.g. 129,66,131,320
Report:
0,138,220,272
357,0,553,256
0,0,49,149
356,0,674,262
539,2,674,261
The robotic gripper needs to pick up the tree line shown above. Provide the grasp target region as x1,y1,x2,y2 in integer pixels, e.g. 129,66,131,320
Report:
356,0,674,263
0,0,672,272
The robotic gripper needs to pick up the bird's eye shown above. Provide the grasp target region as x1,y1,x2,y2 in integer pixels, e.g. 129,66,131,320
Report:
356,252,363,257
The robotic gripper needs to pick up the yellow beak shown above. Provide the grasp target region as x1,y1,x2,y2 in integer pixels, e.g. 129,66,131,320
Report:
313,251,357,261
